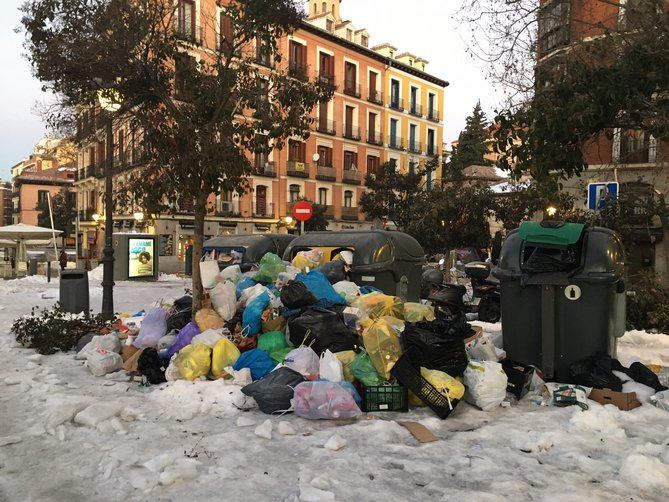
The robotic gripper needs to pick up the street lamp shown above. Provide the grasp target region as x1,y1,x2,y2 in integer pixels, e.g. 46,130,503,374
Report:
133,211,145,222
97,89,122,319
546,206,558,217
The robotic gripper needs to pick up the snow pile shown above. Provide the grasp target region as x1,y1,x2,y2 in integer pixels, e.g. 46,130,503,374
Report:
569,405,627,439
619,454,669,491
158,273,183,282
89,265,104,281
618,330,669,367
147,379,240,420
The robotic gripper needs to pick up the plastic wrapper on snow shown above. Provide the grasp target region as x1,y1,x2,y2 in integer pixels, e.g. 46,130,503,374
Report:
209,281,237,321
292,381,362,420
464,360,508,411
133,307,168,349
352,292,404,319
361,317,404,381
253,253,286,284
176,343,212,381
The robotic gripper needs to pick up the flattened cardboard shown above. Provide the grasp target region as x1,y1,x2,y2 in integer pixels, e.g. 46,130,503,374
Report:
398,421,439,443
589,388,642,411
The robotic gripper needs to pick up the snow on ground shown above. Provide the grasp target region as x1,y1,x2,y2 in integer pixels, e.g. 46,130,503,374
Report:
1,277,668,501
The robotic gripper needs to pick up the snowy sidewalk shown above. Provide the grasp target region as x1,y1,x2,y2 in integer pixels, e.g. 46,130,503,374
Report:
0,277,668,501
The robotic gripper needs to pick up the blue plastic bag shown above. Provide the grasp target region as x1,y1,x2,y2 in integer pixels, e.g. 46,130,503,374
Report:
242,291,270,337
233,349,275,381
236,277,257,299
164,322,201,359
360,286,383,295
295,271,347,306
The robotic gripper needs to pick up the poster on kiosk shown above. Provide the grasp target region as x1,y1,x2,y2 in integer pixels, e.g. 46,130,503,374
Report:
113,233,159,281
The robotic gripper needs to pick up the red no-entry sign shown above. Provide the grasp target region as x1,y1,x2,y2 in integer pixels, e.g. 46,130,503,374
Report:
291,201,314,222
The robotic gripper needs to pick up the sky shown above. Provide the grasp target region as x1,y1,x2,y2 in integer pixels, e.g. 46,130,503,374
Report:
0,0,499,181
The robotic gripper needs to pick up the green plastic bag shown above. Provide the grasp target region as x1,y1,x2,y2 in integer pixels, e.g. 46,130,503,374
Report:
258,331,287,353
254,253,286,283
352,350,385,386
269,347,293,364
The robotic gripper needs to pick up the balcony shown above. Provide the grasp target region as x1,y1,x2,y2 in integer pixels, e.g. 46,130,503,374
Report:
427,108,440,122
342,169,361,185
368,89,383,105
253,201,275,219
342,206,359,221
289,62,308,80
286,160,310,178
389,97,404,111
254,160,276,178
408,140,422,154
317,119,337,136
343,124,361,141
409,102,423,117
217,201,241,217
77,165,95,181
343,80,361,98
366,131,383,146
316,165,336,181
318,73,336,89
388,136,405,150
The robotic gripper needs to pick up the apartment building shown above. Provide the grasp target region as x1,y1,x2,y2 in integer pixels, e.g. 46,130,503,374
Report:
74,0,447,269
538,0,669,280
0,180,12,227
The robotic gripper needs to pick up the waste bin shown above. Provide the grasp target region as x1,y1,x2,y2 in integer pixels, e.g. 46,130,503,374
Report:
28,258,38,276
59,269,90,315
493,221,626,381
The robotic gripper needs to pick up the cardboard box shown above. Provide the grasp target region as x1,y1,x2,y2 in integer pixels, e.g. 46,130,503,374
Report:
398,421,439,443
502,359,535,400
589,388,642,411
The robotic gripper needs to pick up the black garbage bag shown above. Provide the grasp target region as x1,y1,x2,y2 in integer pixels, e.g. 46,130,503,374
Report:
241,367,306,414
288,307,360,355
281,280,318,309
137,348,167,384
625,362,668,392
522,246,579,274
402,322,469,376
316,260,346,284
569,353,622,391
166,295,193,332
419,312,473,340
76,332,96,352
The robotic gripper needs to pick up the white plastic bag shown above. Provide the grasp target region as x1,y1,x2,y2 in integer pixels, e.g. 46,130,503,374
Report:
284,347,319,379
210,281,237,321
333,281,361,304
200,260,220,289
157,334,177,351
466,336,498,362
239,283,268,308
76,333,121,360
191,328,226,348
319,350,344,382
463,360,508,411
165,355,182,381
650,391,669,412
218,265,241,284
86,348,123,376
133,307,168,349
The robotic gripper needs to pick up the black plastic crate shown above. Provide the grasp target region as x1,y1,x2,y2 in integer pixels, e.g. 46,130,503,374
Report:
360,383,408,412
390,354,460,419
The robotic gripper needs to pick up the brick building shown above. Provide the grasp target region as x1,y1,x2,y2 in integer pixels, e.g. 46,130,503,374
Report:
74,0,448,271
538,0,669,281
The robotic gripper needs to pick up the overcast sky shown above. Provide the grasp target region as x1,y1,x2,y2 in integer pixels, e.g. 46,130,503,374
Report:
0,0,499,180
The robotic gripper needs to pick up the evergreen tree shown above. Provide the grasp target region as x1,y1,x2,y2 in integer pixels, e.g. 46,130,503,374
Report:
446,102,491,180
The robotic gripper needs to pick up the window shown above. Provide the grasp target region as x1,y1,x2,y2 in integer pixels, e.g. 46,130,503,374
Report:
345,106,355,136
38,190,49,206
410,86,418,112
288,140,305,162
620,130,651,164
177,0,196,40
289,184,300,202
367,155,380,177
347,29,353,41
344,151,358,171
389,158,398,172
538,0,570,56
344,62,357,94
322,2,327,13
317,145,332,167
368,112,377,142
219,12,233,51
318,187,328,205
255,36,271,66
256,185,267,215
289,41,306,75
390,79,401,108
390,118,398,145
175,53,197,100
409,124,418,151
326,19,334,32
427,129,435,155
360,35,369,47
344,190,353,208
319,52,334,83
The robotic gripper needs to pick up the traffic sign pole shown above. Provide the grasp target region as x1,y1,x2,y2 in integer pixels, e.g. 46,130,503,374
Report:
301,220,305,235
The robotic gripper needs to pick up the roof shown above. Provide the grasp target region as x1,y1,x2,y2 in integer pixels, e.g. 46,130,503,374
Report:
300,22,448,87
461,165,505,183
371,43,398,51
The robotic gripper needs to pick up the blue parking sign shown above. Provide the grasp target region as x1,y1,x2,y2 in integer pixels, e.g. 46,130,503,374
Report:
588,182,619,210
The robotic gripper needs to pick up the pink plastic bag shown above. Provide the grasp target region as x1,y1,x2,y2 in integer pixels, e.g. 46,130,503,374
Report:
291,381,362,420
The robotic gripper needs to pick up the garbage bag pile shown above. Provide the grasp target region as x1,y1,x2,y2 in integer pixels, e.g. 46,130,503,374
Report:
65,251,669,422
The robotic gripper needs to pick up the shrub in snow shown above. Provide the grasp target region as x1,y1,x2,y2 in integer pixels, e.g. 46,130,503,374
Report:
12,303,110,355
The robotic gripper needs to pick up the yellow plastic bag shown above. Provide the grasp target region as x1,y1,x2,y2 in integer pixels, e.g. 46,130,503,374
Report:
361,317,404,380
352,293,404,320
403,302,435,322
421,367,465,400
210,338,241,379
291,249,323,272
334,350,357,383
176,343,212,381
194,308,225,331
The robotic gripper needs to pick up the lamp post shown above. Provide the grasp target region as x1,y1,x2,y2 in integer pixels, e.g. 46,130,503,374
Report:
97,90,121,319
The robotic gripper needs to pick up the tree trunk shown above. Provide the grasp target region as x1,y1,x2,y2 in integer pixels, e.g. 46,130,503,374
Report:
191,192,207,311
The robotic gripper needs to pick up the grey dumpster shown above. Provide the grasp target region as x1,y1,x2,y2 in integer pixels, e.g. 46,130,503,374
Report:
59,269,90,315
493,222,626,381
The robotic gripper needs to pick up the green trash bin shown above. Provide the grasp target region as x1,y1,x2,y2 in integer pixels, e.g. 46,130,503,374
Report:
493,221,626,381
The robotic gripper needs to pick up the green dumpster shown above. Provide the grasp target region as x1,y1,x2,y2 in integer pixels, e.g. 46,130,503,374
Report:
493,221,626,381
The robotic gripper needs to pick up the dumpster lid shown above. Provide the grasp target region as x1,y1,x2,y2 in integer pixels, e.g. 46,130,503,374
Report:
518,221,585,246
